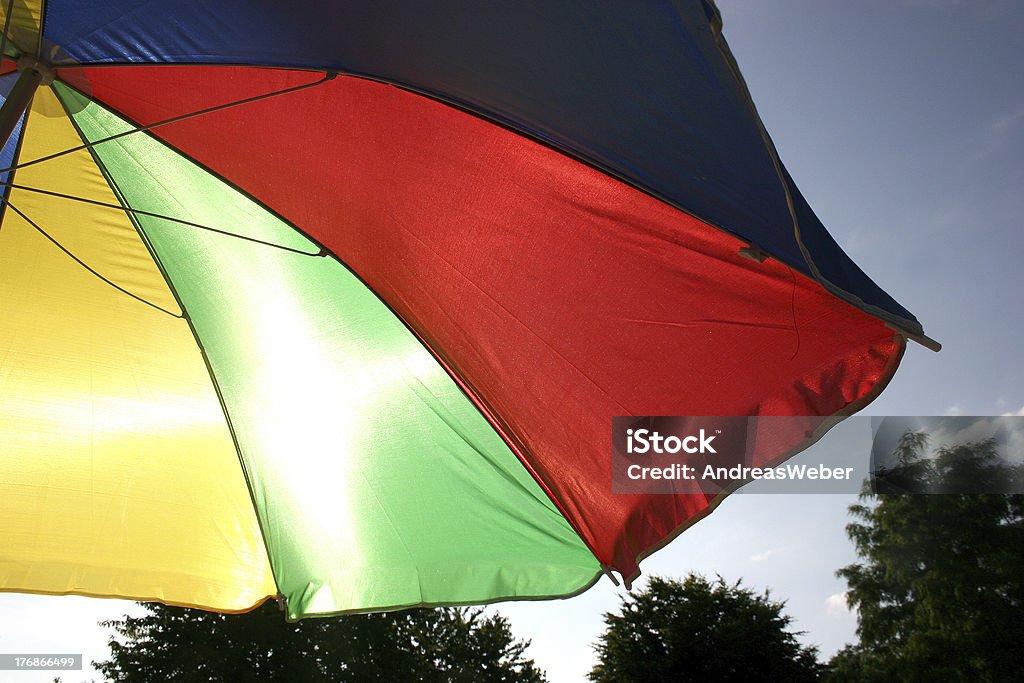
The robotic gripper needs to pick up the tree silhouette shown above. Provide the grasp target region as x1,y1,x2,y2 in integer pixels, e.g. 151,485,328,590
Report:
589,574,821,682
95,601,545,682
829,433,1024,681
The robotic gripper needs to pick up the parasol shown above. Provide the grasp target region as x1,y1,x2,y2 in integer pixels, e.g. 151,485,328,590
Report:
0,0,935,620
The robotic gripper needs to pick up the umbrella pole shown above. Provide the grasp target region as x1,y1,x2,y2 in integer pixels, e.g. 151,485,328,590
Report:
0,59,50,151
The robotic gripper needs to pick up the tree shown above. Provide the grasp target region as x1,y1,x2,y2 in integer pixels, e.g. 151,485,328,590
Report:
589,574,821,682
830,433,1024,681
95,601,546,682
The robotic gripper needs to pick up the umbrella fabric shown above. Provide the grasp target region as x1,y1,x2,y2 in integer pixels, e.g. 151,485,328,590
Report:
0,2,926,620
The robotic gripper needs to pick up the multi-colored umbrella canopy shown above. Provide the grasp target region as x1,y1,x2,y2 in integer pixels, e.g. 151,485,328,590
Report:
0,1,934,620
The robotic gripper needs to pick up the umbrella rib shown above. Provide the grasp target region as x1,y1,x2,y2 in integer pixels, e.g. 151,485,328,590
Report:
0,181,324,256
0,72,334,175
5,200,182,317
0,0,13,64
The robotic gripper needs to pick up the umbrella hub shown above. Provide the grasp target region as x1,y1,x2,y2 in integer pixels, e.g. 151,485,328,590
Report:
0,57,54,150
15,56,55,85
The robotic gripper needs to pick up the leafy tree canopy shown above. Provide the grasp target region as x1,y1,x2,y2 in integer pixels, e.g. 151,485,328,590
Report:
589,574,821,682
95,601,545,682
830,433,1024,682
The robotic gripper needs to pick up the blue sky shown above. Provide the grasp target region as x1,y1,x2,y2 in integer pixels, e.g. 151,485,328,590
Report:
2,2,1023,681
718,0,1024,421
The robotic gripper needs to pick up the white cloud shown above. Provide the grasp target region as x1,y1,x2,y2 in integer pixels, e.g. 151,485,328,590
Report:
749,548,782,562
990,106,1024,137
826,593,854,619
969,103,1024,163
944,405,963,416
1001,406,1024,417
